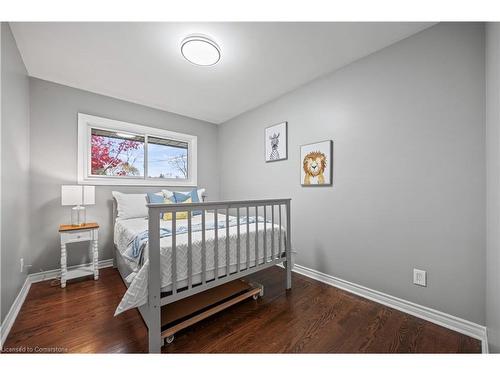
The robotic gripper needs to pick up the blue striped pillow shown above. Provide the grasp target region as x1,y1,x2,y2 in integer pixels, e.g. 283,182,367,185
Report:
146,192,164,204
173,189,201,216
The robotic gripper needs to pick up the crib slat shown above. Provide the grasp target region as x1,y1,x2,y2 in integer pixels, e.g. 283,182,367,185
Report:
236,207,241,272
214,208,219,280
172,214,177,294
226,208,230,276
264,205,268,264
271,204,275,261
187,212,192,289
201,210,206,284
255,206,259,267
279,205,282,257
246,206,250,270
286,201,292,289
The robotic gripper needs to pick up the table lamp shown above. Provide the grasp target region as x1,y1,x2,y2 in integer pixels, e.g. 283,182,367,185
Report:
61,185,95,226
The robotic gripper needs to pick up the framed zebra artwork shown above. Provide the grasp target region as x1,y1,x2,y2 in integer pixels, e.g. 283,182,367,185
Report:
265,121,288,162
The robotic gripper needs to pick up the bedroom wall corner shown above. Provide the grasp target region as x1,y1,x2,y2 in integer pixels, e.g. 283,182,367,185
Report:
485,22,500,354
0,22,31,326
0,21,3,335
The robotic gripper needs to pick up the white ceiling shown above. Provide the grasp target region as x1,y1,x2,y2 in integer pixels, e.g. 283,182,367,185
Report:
11,22,435,124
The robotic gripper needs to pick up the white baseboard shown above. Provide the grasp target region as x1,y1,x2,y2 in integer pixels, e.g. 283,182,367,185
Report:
0,276,30,351
289,263,489,353
0,259,114,350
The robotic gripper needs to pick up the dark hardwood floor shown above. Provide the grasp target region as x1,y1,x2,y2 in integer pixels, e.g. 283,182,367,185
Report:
3,266,481,353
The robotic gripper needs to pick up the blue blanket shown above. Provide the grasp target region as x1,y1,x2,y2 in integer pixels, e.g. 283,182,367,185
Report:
125,216,266,262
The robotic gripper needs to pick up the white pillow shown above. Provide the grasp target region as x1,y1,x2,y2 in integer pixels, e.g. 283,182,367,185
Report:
112,191,148,220
162,188,206,202
162,189,175,200
196,188,206,202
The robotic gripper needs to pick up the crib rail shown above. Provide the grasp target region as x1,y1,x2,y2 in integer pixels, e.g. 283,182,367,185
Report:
146,198,292,352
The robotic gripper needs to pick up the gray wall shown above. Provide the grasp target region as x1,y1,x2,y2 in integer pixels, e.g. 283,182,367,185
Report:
486,22,500,353
1,23,30,323
29,78,219,273
218,23,486,324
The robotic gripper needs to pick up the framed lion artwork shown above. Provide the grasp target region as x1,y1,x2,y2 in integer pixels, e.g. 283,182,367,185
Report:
300,140,333,186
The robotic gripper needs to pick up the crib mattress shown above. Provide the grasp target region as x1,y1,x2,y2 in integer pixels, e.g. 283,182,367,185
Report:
114,212,284,315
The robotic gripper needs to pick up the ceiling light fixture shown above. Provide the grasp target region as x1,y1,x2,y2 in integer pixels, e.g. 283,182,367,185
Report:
181,35,221,66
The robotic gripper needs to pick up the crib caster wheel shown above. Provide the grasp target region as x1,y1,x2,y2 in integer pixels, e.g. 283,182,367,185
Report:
164,335,175,345
253,294,259,300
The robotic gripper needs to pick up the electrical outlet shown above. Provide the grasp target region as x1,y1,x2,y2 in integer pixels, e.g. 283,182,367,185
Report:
20,258,24,273
413,269,427,287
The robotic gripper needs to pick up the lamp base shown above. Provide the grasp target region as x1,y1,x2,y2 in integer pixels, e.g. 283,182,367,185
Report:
71,205,86,226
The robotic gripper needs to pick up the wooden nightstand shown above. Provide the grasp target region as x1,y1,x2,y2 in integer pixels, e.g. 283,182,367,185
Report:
59,223,99,288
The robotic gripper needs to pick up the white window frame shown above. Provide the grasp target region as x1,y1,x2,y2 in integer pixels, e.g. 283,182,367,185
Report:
77,113,197,186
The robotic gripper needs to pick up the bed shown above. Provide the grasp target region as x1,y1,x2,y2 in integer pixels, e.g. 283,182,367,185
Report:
112,196,292,353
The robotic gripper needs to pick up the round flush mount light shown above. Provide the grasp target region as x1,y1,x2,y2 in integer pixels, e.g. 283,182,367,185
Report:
181,35,221,66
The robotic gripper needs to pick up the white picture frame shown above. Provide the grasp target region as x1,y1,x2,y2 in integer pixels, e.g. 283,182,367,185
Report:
265,122,288,162
300,140,333,186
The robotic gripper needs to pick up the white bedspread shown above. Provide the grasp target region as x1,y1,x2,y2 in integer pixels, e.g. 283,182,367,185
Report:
114,213,284,315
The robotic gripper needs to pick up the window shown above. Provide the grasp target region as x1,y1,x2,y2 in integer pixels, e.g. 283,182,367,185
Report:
78,113,197,186
147,136,188,179
91,129,145,177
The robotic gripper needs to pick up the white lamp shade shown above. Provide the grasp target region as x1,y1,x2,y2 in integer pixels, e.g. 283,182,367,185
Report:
83,185,95,205
61,185,95,206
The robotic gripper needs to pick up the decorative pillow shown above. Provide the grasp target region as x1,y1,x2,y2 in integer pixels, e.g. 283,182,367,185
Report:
172,188,205,216
163,188,205,203
145,192,167,220
112,192,148,220
146,192,165,204
146,192,185,220
196,188,206,202
163,197,192,221
162,189,175,201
